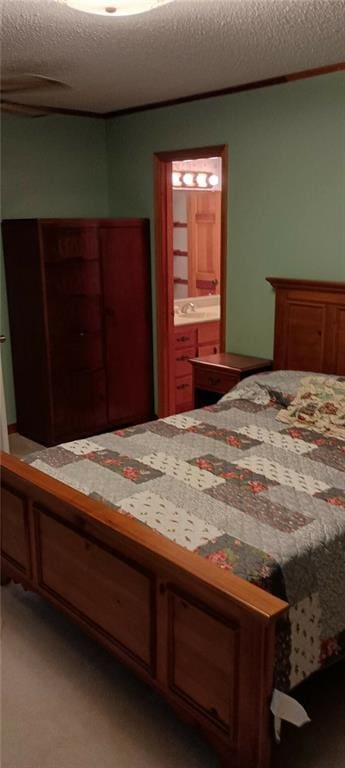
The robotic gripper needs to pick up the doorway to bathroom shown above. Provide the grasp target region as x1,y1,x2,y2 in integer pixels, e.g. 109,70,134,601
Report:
154,145,228,417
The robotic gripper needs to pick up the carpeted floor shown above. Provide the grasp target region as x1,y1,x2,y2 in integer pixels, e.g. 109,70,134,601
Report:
1,582,344,768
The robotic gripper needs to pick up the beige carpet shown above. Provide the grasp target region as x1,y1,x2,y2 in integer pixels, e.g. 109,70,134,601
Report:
1,583,344,768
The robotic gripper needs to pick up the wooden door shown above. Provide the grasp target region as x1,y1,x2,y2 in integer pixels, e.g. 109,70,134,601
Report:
187,191,221,296
99,222,154,426
42,223,108,440
2,220,54,445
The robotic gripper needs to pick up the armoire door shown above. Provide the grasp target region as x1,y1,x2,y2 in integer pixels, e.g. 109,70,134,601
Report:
42,223,108,439
99,223,154,425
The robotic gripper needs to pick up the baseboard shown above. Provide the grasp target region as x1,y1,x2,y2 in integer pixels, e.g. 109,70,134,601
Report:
7,423,17,435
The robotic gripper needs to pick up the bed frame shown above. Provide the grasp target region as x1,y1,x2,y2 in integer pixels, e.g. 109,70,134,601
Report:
1,277,344,768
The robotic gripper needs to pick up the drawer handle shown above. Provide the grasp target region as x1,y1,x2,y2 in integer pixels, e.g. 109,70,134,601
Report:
177,383,190,390
176,355,190,362
177,335,189,342
208,376,221,386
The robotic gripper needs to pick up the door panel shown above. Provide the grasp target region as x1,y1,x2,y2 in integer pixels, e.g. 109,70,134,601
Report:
42,224,107,438
188,192,221,296
37,511,154,671
286,303,326,371
52,369,107,440
42,225,98,263
1,487,31,576
46,259,101,300
335,307,345,374
100,224,154,425
198,321,220,345
167,590,238,734
46,266,105,376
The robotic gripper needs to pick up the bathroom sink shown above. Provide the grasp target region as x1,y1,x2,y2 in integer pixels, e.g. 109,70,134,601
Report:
184,310,207,318
175,311,211,325
174,302,221,326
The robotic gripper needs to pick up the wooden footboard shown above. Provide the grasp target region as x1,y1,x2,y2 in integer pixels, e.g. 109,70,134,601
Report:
1,451,287,768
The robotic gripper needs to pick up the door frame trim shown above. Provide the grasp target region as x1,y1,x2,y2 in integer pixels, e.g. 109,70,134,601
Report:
154,144,228,417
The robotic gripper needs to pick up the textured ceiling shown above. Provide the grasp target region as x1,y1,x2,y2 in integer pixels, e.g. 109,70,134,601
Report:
1,0,345,114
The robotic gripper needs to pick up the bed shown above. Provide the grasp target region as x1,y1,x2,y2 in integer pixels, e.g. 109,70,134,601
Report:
1,277,344,768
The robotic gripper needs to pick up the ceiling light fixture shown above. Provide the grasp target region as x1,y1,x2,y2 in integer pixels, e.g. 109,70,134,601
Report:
58,0,174,16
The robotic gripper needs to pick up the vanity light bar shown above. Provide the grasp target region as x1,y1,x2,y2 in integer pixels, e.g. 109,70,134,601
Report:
172,171,219,189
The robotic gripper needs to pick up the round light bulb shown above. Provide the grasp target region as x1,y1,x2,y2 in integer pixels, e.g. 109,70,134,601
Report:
182,173,194,187
208,174,219,187
196,173,207,188
172,171,182,187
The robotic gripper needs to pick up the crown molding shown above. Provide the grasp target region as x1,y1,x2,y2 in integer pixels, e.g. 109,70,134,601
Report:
3,62,344,120
103,61,345,119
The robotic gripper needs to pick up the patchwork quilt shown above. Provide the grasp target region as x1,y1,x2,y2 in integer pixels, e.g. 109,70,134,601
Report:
276,375,345,438
24,371,345,692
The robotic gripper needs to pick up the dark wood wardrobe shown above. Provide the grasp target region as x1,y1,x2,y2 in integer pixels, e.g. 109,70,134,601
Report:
2,219,154,446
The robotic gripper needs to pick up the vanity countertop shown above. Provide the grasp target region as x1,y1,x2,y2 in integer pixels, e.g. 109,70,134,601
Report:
174,302,220,326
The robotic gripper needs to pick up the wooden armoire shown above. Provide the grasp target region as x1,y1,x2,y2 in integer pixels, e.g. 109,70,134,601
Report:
2,219,154,446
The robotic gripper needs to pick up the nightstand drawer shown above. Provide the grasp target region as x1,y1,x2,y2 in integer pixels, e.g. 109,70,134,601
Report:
194,367,239,394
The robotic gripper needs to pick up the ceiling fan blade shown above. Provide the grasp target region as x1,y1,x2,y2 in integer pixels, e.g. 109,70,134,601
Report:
1,74,69,94
1,100,50,117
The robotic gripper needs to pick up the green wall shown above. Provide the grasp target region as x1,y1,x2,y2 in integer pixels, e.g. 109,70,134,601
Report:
1,72,344,424
1,114,109,423
106,71,345,371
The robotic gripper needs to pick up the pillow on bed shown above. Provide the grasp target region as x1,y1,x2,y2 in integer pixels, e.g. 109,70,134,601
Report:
218,370,306,408
276,375,345,439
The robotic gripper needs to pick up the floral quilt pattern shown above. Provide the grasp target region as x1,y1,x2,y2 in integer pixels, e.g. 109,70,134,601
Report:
276,375,345,437
25,370,345,692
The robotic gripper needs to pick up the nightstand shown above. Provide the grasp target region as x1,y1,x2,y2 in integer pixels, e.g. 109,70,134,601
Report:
190,353,272,408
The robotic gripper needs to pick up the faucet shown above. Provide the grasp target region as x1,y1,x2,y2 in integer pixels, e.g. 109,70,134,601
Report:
181,302,195,314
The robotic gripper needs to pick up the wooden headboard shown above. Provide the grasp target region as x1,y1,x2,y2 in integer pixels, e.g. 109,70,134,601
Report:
267,277,345,375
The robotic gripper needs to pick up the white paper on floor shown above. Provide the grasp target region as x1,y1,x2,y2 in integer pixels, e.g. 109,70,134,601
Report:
270,689,311,743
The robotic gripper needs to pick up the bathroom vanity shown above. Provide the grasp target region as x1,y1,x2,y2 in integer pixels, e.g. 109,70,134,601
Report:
173,296,220,412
